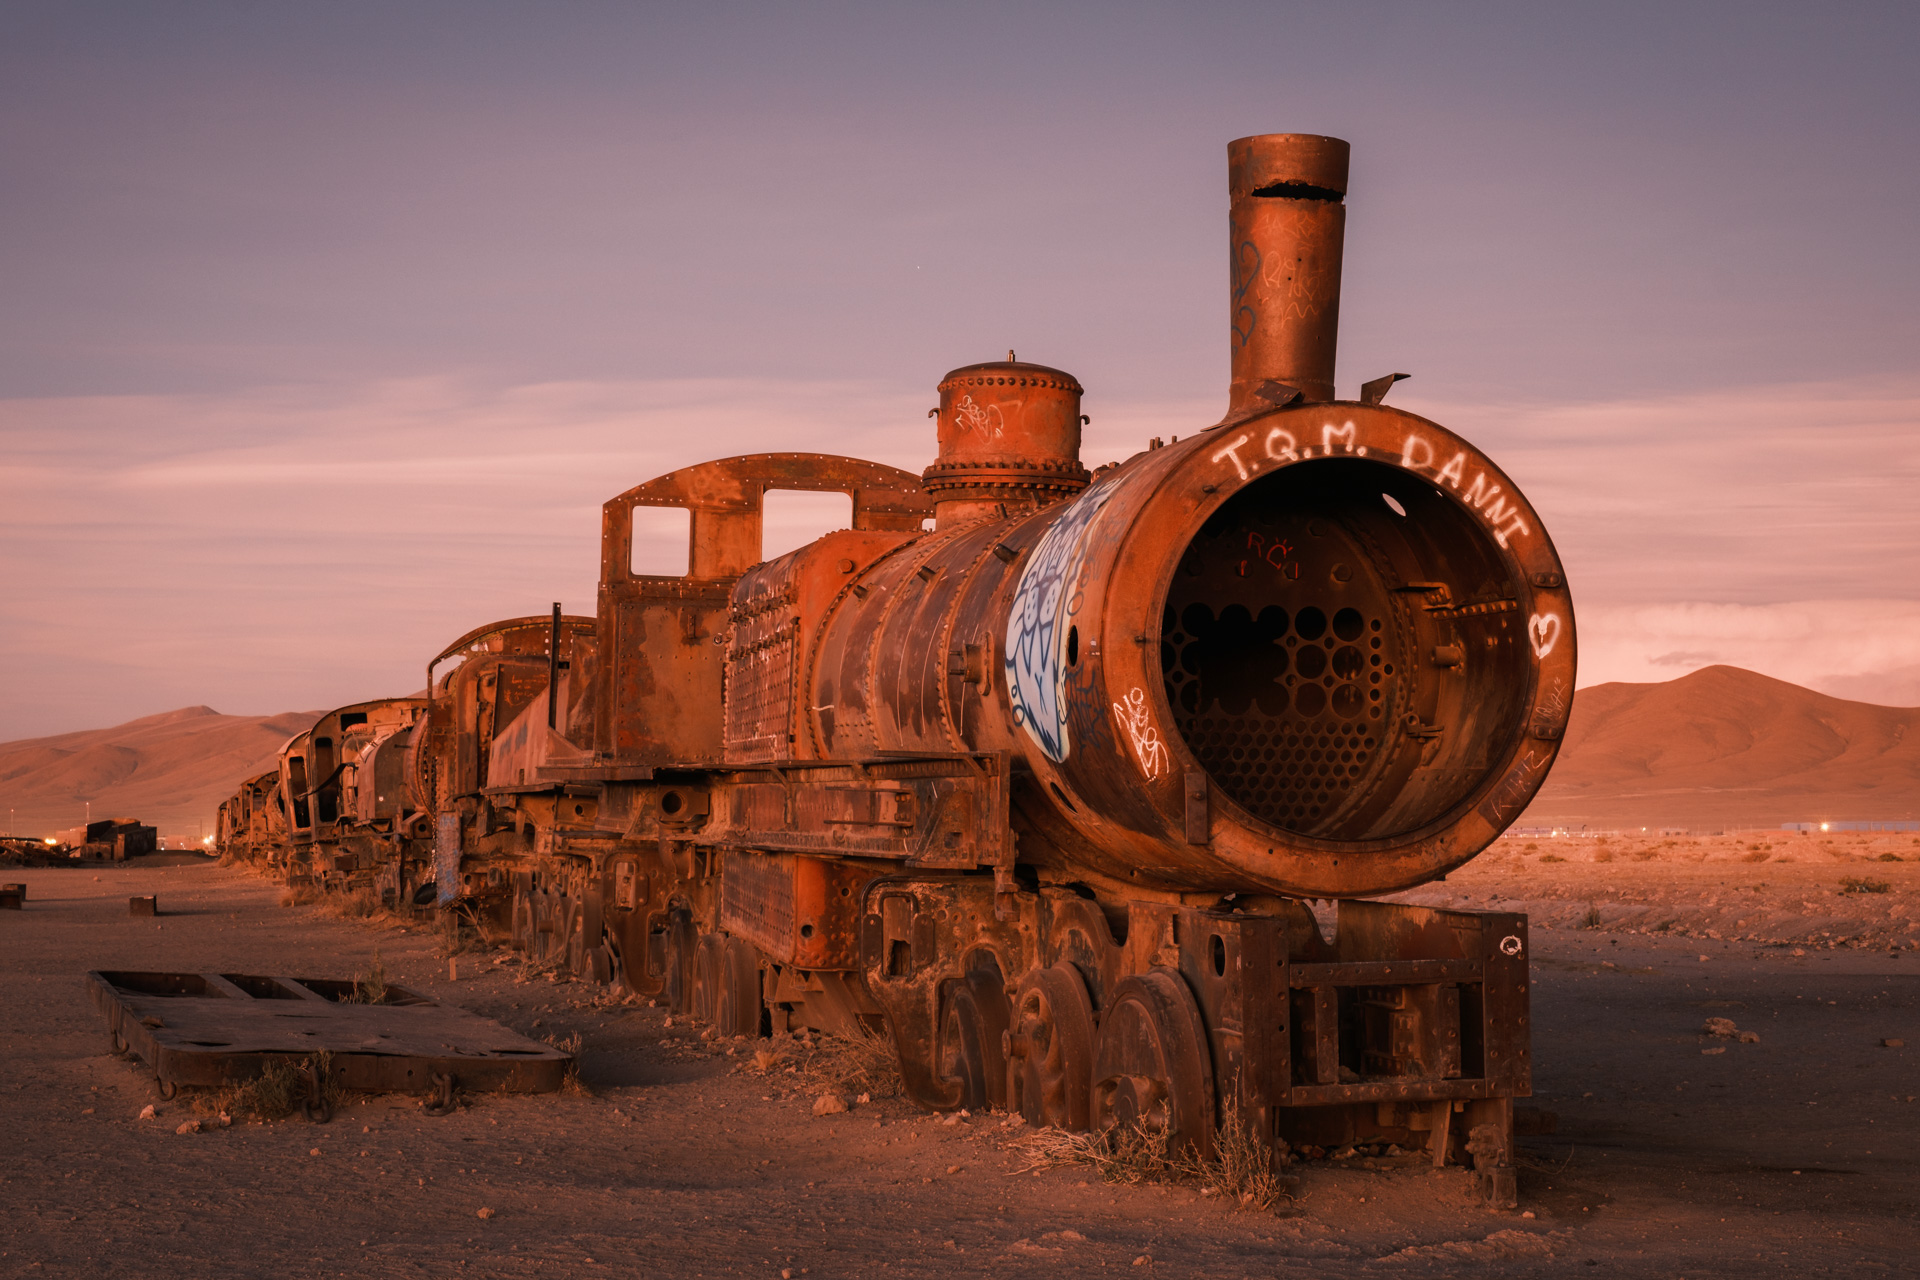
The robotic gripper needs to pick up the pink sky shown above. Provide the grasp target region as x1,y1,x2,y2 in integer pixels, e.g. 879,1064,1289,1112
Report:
2,3,1917,738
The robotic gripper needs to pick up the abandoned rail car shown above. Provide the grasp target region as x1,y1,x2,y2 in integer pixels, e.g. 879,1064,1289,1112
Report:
217,133,1574,1204
213,770,286,866
408,611,599,926
270,697,429,897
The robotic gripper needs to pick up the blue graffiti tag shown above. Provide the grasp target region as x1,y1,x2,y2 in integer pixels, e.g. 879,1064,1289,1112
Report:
1004,472,1128,762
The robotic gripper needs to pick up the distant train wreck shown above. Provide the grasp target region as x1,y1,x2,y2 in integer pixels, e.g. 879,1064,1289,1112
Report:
55,818,158,862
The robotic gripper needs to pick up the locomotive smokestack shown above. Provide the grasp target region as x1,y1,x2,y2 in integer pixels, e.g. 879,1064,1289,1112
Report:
1227,134,1350,413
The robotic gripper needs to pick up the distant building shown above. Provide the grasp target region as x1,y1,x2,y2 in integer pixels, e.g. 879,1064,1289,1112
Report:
53,818,158,860
1780,821,1920,833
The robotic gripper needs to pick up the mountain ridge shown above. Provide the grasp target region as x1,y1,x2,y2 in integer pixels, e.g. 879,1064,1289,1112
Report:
0,707,323,839
1518,664,1920,829
4,664,1915,840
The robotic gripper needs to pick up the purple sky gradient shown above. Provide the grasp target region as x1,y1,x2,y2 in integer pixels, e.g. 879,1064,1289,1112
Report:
3,2,1918,738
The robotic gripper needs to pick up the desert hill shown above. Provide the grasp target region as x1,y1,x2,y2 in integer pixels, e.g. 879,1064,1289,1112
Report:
1519,664,1920,830
4,666,1915,842
0,706,322,842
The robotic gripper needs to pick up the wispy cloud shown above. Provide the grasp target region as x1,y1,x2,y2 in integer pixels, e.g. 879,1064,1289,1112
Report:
2,374,1916,738
1574,599,1920,705
1400,377,1920,607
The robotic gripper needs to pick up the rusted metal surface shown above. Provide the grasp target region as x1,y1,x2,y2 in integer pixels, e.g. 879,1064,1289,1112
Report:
924,358,1090,529
1227,133,1350,413
213,769,286,866
88,970,570,1107
595,455,930,770
215,131,1569,1206
270,698,430,901
408,615,599,922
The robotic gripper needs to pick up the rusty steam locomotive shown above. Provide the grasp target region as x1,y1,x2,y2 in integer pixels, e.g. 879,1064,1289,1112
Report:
218,134,1575,1204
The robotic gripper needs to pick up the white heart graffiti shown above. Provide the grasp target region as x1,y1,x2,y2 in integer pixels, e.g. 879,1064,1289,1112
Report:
1528,612,1562,659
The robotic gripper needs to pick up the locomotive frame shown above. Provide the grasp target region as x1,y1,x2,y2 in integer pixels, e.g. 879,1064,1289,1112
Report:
217,134,1572,1206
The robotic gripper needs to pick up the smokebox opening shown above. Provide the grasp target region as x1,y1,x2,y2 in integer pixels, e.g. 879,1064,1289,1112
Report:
1159,458,1529,842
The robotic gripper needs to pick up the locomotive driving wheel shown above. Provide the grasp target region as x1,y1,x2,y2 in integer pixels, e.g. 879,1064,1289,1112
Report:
1091,970,1216,1157
560,894,586,975
938,964,1011,1112
654,909,698,1014
510,880,537,953
1005,962,1096,1130
712,936,765,1038
691,933,724,1025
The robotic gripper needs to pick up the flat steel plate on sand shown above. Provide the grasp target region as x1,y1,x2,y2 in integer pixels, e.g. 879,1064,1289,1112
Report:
87,970,570,1095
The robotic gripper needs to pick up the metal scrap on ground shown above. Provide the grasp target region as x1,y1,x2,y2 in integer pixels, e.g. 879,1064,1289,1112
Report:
87,969,572,1119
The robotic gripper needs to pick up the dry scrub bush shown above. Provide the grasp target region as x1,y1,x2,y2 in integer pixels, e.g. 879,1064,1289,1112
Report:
207,1056,302,1121
437,908,495,958
543,1031,590,1095
340,951,389,1004
1014,1098,1291,1212
202,1051,340,1122
746,1028,904,1099
329,889,385,919
798,1029,904,1099
279,886,396,926
1016,1118,1174,1187
1840,877,1891,895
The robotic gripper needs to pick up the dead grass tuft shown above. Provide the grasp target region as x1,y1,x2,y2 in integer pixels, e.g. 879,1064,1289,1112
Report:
1191,1100,1293,1210
746,1028,904,1099
802,1029,903,1099
203,1050,340,1122
437,909,494,958
1015,1120,1173,1187
341,951,388,1004
278,885,403,929
209,1057,303,1121
1012,1098,1291,1212
543,1031,590,1095
328,889,384,919
1840,877,1891,894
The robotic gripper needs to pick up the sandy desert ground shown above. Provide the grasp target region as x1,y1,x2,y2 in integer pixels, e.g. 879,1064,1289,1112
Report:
3,849,1915,1279
1401,828,1920,953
